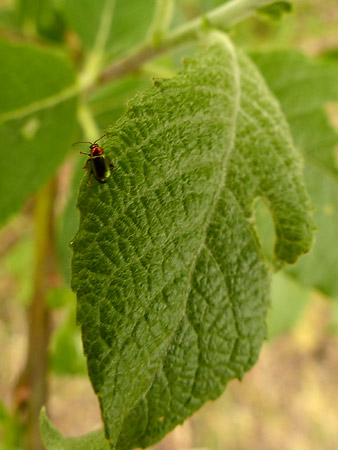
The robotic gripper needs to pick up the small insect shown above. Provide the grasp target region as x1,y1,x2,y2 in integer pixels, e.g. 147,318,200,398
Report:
72,134,114,185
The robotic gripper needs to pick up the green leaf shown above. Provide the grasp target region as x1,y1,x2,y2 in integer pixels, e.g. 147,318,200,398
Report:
3,233,34,306
0,39,77,225
17,0,66,41
268,272,310,338
71,33,313,449
57,156,84,284
0,6,20,31
0,401,25,449
40,408,109,450
321,48,338,63
49,298,87,375
196,0,232,14
258,2,292,21
61,0,156,60
252,51,338,298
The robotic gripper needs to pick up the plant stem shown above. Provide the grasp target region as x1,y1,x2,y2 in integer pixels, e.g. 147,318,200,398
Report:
100,45,161,82
78,102,100,140
147,0,175,45
15,177,59,450
101,0,288,83
161,0,280,47
79,0,116,89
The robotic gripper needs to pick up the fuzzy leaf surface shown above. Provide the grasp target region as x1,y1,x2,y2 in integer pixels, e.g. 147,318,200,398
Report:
71,34,313,449
252,51,338,298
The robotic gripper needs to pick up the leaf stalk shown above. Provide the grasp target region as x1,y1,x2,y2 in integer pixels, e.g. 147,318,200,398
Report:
15,178,59,450
147,0,176,45
77,102,101,141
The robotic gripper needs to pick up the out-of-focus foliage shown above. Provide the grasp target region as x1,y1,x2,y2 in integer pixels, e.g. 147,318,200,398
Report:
253,51,338,299
0,39,77,226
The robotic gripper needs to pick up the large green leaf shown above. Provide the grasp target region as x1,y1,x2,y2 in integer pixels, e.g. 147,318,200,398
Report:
0,39,77,225
71,33,313,449
268,272,310,338
252,51,338,298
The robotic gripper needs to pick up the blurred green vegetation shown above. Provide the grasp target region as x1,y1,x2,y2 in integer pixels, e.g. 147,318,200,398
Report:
0,0,338,449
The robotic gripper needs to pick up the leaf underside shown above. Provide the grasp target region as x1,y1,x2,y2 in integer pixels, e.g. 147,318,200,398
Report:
71,34,313,449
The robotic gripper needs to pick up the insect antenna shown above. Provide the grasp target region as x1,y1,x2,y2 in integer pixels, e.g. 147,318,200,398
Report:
93,134,107,144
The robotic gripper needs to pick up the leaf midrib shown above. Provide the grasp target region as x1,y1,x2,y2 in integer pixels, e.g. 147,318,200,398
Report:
176,38,241,409
112,37,241,443
0,84,78,124
91,0,116,61
183,37,240,319
141,37,242,440
142,37,241,438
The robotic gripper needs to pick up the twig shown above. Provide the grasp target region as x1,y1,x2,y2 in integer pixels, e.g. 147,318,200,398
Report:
14,177,59,450
100,0,288,83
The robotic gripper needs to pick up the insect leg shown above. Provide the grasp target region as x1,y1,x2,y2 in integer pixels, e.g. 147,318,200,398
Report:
108,158,114,169
87,168,93,186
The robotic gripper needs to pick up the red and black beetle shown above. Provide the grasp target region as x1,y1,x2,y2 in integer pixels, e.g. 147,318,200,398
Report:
73,134,114,185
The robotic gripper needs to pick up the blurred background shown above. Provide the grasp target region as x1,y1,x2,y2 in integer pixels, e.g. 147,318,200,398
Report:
1,0,338,449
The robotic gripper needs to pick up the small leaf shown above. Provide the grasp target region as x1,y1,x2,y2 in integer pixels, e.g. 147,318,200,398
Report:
40,408,109,450
17,0,66,41
0,39,77,225
258,2,292,21
252,51,338,298
71,33,313,449
198,0,232,13
49,299,87,375
268,272,310,338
